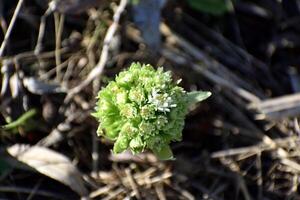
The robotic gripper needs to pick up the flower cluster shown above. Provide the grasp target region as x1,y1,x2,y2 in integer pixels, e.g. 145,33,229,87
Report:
93,63,211,160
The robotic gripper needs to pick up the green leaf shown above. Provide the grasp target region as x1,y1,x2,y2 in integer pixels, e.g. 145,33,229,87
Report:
152,145,174,160
2,109,37,130
113,135,129,154
129,136,144,154
130,0,140,5
187,91,211,105
187,0,233,15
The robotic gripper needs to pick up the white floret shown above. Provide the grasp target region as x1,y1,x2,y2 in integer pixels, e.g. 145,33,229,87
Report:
148,89,177,113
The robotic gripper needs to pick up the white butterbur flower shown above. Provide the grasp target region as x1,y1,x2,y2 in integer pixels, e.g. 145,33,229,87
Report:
93,62,211,160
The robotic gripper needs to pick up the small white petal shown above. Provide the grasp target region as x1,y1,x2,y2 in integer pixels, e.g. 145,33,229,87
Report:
176,79,182,84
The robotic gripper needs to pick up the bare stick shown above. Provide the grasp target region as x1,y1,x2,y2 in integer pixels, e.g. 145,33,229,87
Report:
54,12,65,81
249,93,300,111
0,186,65,199
0,0,24,57
65,0,128,102
34,8,52,55
256,153,263,200
249,93,300,120
211,136,299,158
125,168,141,199
237,176,252,200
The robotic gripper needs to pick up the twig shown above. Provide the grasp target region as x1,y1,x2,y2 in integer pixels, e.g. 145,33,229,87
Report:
12,47,69,62
249,93,300,120
237,175,252,200
0,0,24,57
89,185,115,198
40,58,70,81
36,111,88,147
255,107,300,120
26,179,43,200
249,93,300,112
190,181,222,200
0,186,65,200
155,183,166,200
166,183,195,200
210,183,228,197
125,168,141,199
65,0,128,102
34,8,52,55
280,158,300,172
256,153,263,200
54,12,65,81
62,56,77,83
294,118,300,137
102,187,125,200
211,136,299,158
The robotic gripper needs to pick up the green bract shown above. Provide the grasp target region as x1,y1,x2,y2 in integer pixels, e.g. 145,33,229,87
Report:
93,63,211,160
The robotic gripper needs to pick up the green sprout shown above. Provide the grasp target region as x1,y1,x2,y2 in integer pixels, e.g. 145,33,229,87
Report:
92,63,211,160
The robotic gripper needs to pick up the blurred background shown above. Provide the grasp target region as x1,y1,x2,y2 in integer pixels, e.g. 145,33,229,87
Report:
1,0,300,199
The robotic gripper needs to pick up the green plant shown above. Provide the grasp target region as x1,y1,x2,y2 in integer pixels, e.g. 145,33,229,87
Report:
2,109,37,134
187,0,234,15
92,63,211,160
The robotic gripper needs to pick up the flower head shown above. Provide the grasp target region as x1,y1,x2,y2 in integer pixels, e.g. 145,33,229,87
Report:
93,63,211,160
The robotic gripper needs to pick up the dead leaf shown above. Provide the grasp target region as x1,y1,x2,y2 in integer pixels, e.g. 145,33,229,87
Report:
49,0,103,14
23,77,66,95
7,144,88,196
